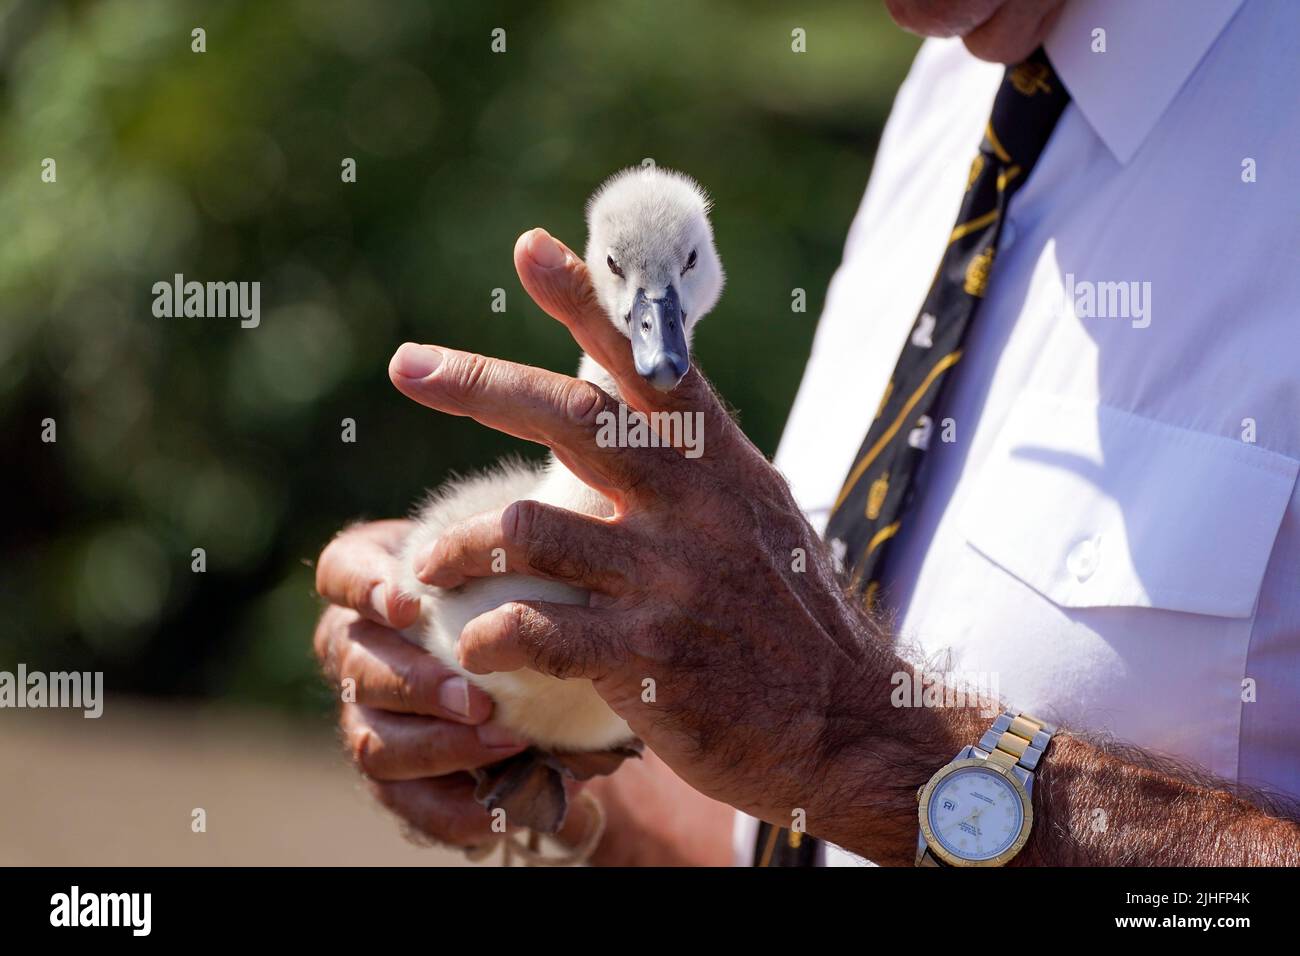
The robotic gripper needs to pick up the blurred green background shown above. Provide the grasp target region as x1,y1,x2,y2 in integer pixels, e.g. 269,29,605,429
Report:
0,0,918,714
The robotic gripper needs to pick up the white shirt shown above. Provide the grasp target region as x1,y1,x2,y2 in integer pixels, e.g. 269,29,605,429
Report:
735,0,1300,866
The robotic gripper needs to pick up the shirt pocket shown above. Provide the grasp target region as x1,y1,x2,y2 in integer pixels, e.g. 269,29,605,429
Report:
960,393,1298,618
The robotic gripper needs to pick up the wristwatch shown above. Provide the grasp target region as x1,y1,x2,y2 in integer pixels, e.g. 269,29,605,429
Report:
915,709,1057,867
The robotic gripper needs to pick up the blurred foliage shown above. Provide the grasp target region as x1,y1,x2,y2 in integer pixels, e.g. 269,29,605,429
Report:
0,0,918,711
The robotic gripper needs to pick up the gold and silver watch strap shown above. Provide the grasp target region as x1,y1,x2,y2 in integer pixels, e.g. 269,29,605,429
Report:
916,709,1057,866
975,710,1057,774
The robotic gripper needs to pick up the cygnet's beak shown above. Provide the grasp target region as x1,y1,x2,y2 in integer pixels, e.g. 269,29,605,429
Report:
630,286,689,391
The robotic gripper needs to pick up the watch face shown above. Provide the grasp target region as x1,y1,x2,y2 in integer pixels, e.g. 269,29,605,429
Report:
925,766,1026,862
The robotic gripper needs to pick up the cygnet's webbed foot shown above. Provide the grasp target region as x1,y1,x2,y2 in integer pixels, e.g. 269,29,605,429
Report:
470,740,643,834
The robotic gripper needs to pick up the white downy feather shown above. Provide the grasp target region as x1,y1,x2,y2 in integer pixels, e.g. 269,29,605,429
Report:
397,166,724,753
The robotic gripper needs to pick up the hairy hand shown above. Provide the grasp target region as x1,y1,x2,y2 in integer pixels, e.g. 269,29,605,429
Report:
387,228,899,836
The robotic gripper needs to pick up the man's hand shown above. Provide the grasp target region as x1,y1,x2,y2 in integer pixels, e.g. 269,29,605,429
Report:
384,228,963,856
313,520,532,848
312,518,735,863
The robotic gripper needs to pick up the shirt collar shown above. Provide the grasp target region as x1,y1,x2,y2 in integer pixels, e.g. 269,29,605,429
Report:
1044,0,1244,164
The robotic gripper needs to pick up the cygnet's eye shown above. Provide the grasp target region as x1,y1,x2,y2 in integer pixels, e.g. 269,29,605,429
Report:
607,255,625,278
681,249,697,276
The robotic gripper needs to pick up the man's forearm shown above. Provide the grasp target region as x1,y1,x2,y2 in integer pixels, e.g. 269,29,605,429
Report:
1019,731,1300,866
809,649,1300,866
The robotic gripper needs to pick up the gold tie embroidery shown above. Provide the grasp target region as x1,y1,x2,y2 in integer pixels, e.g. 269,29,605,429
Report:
1010,60,1052,95
866,472,889,520
964,246,994,297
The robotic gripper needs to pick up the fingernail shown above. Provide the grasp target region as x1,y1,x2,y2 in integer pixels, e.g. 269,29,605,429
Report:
393,343,442,379
527,228,566,269
413,544,436,579
437,677,473,718
369,583,390,623
420,565,458,590
424,570,457,590
385,587,421,626
477,722,528,750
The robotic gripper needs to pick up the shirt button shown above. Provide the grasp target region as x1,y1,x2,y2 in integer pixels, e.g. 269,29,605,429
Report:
1068,535,1101,582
